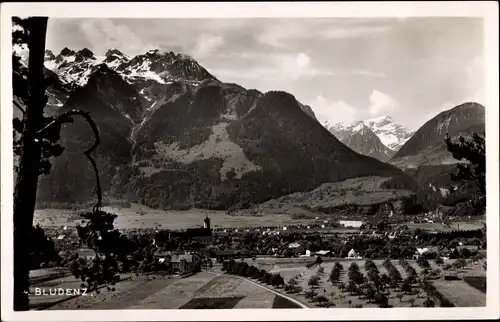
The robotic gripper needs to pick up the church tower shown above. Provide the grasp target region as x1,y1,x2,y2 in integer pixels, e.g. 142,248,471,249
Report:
203,216,211,230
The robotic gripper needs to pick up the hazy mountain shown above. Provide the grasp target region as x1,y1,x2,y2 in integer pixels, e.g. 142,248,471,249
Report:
389,102,485,212
327,115,414,159
390,102,485,169
32,48,415,210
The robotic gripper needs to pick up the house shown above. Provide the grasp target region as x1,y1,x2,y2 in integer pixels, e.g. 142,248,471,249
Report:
171,253,202,274
313,250,334,257
153,250,173,271
288,242,301,249
347,249,360,258
413,248,429,259
339,220,363,228
170,254,190,273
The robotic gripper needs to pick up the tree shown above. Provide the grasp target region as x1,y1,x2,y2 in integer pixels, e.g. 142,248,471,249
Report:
29,225,61,269
375,292,389,307
308,275,320,288
272,273,285,288
287,277,298,286
12,16,50,311
329,268,340,284
305,288,318,301
424,297,435,307
445,132,486,211
401,279,412,293
363,283,377,302
12,17,103,310
396,293,404,302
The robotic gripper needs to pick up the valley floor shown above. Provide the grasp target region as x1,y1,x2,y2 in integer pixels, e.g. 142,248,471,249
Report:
33,203,485,232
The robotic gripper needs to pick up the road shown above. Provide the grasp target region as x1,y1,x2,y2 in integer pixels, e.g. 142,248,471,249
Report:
206,271,309,309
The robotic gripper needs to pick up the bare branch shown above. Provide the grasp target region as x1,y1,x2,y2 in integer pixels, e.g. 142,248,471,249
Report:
13,100,26,116
38,109,102,211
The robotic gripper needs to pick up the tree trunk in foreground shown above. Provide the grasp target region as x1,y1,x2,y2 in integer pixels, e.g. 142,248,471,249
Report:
13,17,48,311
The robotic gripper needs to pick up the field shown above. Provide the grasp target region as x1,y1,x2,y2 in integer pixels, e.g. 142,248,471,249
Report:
405,221,484,232
33,203,484,233
33,204,320,230
36,272,299,310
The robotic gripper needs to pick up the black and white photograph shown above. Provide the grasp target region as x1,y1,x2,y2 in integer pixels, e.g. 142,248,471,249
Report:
1,2,499,321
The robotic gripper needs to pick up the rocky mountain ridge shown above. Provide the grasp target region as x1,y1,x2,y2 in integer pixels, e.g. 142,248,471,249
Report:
30,47,416,211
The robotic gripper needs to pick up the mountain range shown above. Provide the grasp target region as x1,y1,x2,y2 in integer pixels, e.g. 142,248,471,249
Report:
27,47,418,211
13,46,485,215
328,122,395,162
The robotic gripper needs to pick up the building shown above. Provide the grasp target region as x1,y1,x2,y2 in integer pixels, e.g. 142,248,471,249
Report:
347,249,360,258
203,216,211,229
413,247,430,260
313,250,334,257
154,216,214,248
339,220,363,228
170,254,200,274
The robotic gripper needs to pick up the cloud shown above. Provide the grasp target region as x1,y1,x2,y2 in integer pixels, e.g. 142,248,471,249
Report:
256,24,304,48
256,21,392,48
464,55,485,104
351,70,386,77
368,90,397,116
318,26,391,39
211,52,332,86
281,53,314,80
432,55,485,118
191,34,225,59
79,19,157,55
308,95,358,125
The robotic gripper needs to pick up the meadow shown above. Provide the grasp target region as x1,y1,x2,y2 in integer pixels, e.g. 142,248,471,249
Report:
35,271,300,310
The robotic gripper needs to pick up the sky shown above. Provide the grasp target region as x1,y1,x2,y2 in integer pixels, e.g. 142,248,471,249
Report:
46,17,485,130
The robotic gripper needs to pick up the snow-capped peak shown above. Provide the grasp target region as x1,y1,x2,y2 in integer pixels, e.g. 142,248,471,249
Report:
351,122,367,133
45,49,55,60
327,116,414,151
364,115,394,126
361,116,414,151
43,47,218,101
329,121,351,132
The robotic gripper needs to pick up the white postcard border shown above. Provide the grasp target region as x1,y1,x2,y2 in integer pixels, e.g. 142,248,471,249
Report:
1,1,498,321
